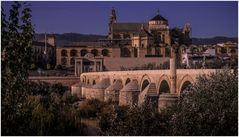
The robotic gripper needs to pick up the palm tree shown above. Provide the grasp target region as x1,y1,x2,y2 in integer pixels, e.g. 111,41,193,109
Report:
169,26,192,93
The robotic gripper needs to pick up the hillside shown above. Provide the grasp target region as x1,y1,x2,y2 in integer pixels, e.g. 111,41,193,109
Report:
34,33,107,46
34,33,237,46
192,36,237,45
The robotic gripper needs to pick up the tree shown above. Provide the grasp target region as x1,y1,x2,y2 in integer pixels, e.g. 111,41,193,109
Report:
99,104,167,136
1,2,86,135
167,70,238,135
1,2,34,135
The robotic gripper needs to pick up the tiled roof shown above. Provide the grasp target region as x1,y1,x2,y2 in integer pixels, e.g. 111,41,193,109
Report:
150,14,167,21
112,23,148,33
32,41,52,47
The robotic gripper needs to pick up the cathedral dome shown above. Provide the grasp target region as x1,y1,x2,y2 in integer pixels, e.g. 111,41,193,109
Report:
150,14,167,22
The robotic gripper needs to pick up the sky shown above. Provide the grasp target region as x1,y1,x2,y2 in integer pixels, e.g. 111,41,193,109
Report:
2,1,238,38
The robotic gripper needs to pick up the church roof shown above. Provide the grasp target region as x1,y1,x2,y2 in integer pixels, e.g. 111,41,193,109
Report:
112,23,148,33
150,14,167,21
32,41,52,47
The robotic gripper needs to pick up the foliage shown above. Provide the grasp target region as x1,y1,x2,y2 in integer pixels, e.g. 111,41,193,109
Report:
78,99,107,118
55,64,63,70
167,70,238,136
30,63,37,70
99,104,168,136
1,2,34,135
1,3,85,135
170,27,191,47
46,63,52,70
26,91,85,135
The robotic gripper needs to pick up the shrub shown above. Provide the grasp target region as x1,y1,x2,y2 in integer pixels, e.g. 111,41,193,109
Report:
30,64,37,70
78,99,107,118
46,64,52,70
55,64,63,70
167,70,238,136
98,104,167,136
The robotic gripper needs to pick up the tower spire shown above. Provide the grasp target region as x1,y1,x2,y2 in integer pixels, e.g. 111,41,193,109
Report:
108,7,117,40
157,9,160,15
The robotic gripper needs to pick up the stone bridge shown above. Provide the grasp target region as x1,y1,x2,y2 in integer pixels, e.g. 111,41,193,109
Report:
72,68,221,110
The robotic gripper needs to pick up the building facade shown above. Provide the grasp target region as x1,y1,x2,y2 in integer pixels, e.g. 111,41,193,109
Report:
31,35,56,68
56,8,182,71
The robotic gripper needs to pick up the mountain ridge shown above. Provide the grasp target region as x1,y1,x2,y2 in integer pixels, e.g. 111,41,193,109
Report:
34,33,237,46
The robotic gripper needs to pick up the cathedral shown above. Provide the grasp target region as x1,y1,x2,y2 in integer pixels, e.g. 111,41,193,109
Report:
107,8,171,58
56,8,190,75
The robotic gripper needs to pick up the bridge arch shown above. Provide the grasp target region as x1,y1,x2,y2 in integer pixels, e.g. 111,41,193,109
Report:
81,75,87,83
157,75,171,95
92,80,96,85
125,78,131,85
140,74,151,92
178,75,194,94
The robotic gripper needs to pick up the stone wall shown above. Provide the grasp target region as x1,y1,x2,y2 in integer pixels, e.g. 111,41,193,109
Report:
29,76,80,88
104,57,169,71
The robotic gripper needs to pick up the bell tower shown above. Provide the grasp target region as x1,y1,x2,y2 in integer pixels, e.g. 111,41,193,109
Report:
108,7,117,40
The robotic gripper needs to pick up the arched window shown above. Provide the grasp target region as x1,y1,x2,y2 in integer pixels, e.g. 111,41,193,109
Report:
93,80,96,85
120,48,131,57
70,58,75,65
141,79,150,91
159,80,170,95
61,57,67,65
125,78,131,85
180,81,192,94
102,49,109,57
80,49,88,56
133,47,138,57
162,34,165,43
70,49,77,57
91,49,99,56
61,49,67,56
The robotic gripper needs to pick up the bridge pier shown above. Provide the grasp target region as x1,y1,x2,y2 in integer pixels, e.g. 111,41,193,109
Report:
158,93,178,112
158,49,178,111
170,48,177,94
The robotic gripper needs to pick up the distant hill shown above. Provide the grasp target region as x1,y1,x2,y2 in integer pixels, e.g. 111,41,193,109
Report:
34,33,237,46
192,36,238,45
34,33,107,46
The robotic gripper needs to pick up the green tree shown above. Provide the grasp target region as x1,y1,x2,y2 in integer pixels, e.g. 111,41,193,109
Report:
167,70,238,135
99,104,167,136
1,2,34,135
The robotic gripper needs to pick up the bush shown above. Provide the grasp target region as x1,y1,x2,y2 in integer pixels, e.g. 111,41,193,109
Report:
27,93,86,135
46,64,52,70
8,81,86,135
55,64,63,70
30,64,37,70
98,104,167,136
78,99,107,118
166,70,238,136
